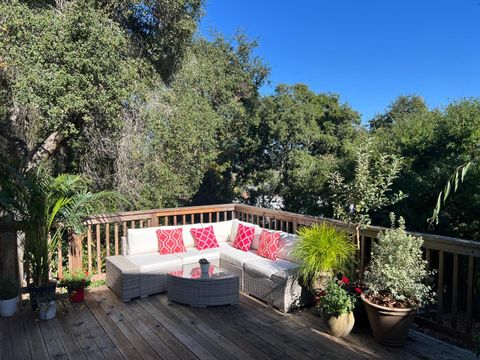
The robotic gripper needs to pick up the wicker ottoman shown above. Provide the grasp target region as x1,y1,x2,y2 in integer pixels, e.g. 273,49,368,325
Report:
167,264,239,307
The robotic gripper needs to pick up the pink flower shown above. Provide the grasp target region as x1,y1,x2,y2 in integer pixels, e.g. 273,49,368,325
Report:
341,276,350,285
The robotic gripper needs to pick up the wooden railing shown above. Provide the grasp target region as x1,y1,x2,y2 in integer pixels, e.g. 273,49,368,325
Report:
62,203,479,339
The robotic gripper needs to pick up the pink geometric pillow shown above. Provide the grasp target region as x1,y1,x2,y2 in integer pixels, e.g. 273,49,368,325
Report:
257,230,280,260
190,225,219,250
156,228,185,254
232,223,256,252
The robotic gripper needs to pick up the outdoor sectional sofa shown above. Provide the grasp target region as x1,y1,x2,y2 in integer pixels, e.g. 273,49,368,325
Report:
106,220,303,312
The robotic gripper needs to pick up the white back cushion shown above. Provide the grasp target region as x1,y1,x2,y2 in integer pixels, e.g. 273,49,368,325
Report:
126,220,234,255
275,231,299,262
230,220,263,249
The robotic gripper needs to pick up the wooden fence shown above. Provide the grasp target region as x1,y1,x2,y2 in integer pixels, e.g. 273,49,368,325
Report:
60,203,479,340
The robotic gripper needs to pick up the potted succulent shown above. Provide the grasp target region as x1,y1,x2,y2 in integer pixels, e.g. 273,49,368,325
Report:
199,258,210,274
0,278,19,317
362,214,435,346
318,277,356,337
59,270,91,303
293,223,355,294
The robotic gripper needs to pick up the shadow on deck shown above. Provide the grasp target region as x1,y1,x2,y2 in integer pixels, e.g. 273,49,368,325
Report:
0,285,474,360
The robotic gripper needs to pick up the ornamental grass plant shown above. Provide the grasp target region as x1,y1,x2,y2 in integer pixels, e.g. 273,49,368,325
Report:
293,223,355,290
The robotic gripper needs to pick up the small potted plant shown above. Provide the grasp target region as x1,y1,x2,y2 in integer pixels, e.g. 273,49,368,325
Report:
0,278,19,317
362,214,435,346
293,223,355,293
318,277,356,337
59,270,91,303
199,258,210,274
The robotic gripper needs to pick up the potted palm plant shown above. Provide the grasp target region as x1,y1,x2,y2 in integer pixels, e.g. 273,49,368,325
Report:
293,223,356,294
1,164,121,320
0,278,19,317
59,270,91,303
362,214,435,346
318,277,356,337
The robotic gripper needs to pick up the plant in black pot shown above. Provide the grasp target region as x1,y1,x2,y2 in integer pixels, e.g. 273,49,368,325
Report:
362,213,435,347
0,278,19,317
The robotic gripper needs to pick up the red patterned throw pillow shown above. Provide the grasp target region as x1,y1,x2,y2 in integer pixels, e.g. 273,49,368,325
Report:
156,228,185,255
232,223,256,252
257,230,280,260
190,225,219,250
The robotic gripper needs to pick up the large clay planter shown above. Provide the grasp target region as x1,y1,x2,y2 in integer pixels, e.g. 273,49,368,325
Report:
322,311,355,337
362,296,417,346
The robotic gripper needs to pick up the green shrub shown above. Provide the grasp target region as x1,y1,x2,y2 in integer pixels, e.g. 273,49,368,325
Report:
293,223,355,289
0,278,19,300
58,270,91,290
318,278,356,316
364,213,435,308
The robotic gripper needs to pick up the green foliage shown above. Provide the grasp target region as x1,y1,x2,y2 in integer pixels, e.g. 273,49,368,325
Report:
330,137,405,228
292,223,356,289
0,278,19,300
248,84,360,213
319,279,356,316
0,159,122,286
369,95,428,130
58,270,91,290
364,214,435,307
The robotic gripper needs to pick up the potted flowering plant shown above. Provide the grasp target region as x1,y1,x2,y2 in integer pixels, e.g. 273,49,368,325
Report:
59,270,91,303
317,277,356,337
0,278,19,317
362,214,435,346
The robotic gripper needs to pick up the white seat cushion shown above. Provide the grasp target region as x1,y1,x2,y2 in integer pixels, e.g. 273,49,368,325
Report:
243,258,299,279
276,232,298,262
127,253,182,273
221,248,261,267
174,247,221,264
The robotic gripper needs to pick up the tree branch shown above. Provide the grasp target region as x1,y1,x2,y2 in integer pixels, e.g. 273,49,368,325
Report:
25,131,64,171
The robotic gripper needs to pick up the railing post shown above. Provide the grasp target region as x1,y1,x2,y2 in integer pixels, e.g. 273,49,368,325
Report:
69,232,84,273
151,214,159,227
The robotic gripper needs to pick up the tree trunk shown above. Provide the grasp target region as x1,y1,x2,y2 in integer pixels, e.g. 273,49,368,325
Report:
26,131,64,171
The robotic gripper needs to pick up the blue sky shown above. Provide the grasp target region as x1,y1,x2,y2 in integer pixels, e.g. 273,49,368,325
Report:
200,0,480,122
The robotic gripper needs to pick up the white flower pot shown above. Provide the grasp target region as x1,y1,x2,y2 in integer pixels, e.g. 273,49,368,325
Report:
0,296,18,317
38,300,57,320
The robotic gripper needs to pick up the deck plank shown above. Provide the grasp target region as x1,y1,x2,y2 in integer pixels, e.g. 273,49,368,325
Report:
8,311,32,359
0,315,13,360
84,291,143,360
2,286,477,360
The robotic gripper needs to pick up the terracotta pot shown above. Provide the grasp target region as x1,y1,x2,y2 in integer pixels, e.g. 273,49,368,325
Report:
362,296,417,347
68,286,85,303
321,310,355,337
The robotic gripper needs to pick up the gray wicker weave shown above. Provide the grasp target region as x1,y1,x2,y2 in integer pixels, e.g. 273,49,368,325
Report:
167,264,239,307
106,256,141,302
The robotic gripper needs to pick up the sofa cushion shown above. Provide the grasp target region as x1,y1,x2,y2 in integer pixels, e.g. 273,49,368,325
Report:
190,225,219,250
127,253,182,273
257,230,280,260
220,248,260,267
126,220,234,255
244,258,299,279
230,220,263,249
174,247,221,264
276,232,298,262
232,223,256,251
156,228,186,255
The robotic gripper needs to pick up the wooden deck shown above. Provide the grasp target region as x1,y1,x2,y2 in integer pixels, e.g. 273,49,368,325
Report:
0,286,474,360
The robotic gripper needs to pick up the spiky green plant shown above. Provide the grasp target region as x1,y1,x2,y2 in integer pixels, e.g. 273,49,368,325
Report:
292,223,356,290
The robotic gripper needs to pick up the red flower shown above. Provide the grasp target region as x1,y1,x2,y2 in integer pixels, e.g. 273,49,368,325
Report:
354,287,362,294
341,276,350,285
318,290,326,297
